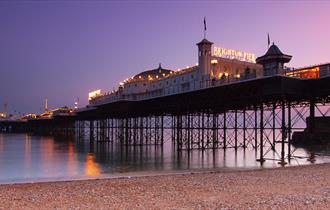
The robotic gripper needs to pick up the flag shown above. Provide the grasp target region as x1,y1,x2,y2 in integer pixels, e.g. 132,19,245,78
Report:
204,17,206,31
268,33,270,47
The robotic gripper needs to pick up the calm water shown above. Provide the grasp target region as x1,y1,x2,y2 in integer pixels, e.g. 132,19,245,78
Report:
0,133,329,184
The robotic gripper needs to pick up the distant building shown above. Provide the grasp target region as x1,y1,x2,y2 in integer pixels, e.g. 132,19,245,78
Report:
0,112,6,118
39,106,74,119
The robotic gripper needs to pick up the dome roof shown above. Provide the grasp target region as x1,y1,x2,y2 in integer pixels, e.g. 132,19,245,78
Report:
264,43,284,56
134,64,173,79
256,42,292,64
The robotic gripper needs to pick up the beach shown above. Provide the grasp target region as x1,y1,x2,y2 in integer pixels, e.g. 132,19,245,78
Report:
1,164,330,209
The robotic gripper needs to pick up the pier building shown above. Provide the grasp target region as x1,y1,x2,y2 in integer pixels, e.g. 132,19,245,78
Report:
88,38,330,108
88,38,263,105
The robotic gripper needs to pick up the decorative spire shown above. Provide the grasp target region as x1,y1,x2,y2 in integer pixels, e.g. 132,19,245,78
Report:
3,100,7,116
158,63,162,69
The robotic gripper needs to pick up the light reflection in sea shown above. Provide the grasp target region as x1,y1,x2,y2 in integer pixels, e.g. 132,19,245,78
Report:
85,153,101,176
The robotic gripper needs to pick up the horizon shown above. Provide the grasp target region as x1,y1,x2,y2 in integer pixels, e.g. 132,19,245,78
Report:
1,1,330,114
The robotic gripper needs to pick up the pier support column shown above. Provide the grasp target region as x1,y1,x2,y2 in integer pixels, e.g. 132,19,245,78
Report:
223,110,227,149
258,104,265,163
140,117,144,146
95,120,98,141
309,99,315,135
254,106,258,149
206,111,210,148
234,109,238,150
89,120,94,141
280,101,287,165
161,115,164,145
111,118,114,142
272,103,276,150
171,115,176,145
201,112,205,149
212,112,218,149
119,118,124,144
107,118,110,141
243,108,246,148
176,115,182,151
132,117,136,145
287,101,292,161
145,117,148,145
187,113,191,151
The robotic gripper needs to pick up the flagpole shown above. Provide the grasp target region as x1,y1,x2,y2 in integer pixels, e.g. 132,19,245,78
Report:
267,33,270,49
204,17,206,39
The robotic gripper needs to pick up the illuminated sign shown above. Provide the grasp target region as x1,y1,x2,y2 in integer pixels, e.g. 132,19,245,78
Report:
88,89,101,100
213,46,256,63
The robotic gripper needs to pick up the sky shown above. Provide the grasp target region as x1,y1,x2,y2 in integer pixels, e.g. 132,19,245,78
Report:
0,1,330,114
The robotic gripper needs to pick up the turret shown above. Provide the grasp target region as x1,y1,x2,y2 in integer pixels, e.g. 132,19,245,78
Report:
256,43,292,76
197,39,213,81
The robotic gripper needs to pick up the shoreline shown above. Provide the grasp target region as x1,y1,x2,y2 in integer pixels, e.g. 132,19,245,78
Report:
0,165,262,185
1,163,330,209
0,161,316,186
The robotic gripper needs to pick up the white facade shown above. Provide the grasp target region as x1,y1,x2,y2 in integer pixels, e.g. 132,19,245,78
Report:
89,39,263,106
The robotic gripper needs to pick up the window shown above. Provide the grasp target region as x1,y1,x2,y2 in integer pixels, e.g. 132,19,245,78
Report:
245,67,250,74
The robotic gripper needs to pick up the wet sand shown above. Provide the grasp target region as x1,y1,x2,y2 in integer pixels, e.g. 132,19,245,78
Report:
1,164,330,209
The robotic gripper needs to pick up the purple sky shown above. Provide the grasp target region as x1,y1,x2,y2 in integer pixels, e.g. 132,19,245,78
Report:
1,1,329,114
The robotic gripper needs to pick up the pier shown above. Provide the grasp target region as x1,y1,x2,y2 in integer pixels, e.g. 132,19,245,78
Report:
73,75,330,163
1,38,330,164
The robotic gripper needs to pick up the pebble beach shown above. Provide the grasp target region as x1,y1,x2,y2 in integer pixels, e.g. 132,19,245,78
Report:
1,163,330,209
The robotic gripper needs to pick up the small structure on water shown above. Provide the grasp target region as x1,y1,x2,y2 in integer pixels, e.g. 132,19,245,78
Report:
293,117,330,145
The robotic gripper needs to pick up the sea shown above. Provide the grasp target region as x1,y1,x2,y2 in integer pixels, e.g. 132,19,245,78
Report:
0,133,329,184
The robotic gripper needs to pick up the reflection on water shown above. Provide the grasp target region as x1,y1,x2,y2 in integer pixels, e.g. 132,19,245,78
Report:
24,134,31,175
0,133,329,183
85,153,101,177
67,142,78,176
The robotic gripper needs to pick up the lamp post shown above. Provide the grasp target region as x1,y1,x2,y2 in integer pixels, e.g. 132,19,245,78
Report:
224,72,229,83
211,59,218,86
